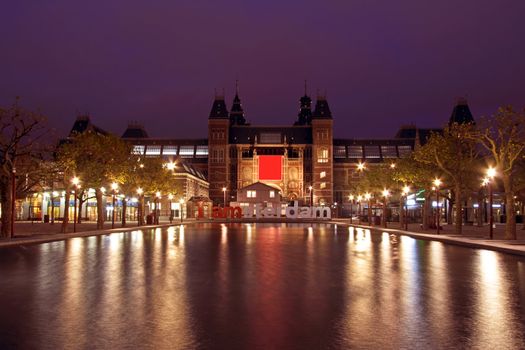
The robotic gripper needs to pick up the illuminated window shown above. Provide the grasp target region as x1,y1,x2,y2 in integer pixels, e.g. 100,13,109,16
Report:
320,171,326,179
269,191,275,198
196,145,208,157
162,145,178,155
398,145,413,157
320,182,326,189
334,146,346,158
364,145,380,159
133,145,145,155
347,145,363,159
145,145,161,156
381,145,398,158
247,190,257,198
179,145,195,158
317,148,329,163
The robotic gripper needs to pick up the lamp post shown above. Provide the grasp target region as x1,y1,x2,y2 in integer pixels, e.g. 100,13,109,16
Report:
222,187,227,207
309,185,313,206
11,167,16,238
111,182,119,229
349,194,354,224
168,194,174,223
179,198,184,223
382,189,390,228
155,191,161,224
71,177,80,233
136,188,143,226
402,185,410,231
486,167,497,239
433,178,442,234
357,195,363,225
365,192,372,225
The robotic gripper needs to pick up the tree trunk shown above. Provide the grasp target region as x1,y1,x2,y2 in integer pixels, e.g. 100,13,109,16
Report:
121,199,127,227
476,189,484,227
139,195,145,226
399,200,405,229
61,188,71,233
422,191,431,230
96,189,105,230
454,183,462,235
0,179,13,238
502,174,517,239
522,201,525,230
77,191,85,224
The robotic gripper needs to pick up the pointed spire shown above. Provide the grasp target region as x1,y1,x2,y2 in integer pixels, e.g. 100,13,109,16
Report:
230,80,247,125
295,80,312,125
209,92,228,119
449,97,475,126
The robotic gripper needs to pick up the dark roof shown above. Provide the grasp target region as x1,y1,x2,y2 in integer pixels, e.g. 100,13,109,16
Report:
312,97,332,119
69,115,108,136
449,97,475,125
122,123,149,138
229,93,247,125
394,126,442,146
209,97,229,119
229,125,312,144
294,94,312,125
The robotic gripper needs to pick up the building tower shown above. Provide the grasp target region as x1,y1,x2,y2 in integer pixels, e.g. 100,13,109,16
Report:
208,93,230,205
295,81,312,125
310,94,334,205
449,97,475,126
229,81,247,126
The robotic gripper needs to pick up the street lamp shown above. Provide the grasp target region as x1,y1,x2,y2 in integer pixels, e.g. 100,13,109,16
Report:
357,162,366,171
357,195,363,224
71,177,80,233
364,192,372,225
222,187,227,207
136,188,143,226
433,178,442,234
382,189,390,228
111,182,119,229
168,194,174,223
308,185,313,206
349,194,355,224
179,198,184,223
155,191,161,224
402,185,410,231
486,166,497,239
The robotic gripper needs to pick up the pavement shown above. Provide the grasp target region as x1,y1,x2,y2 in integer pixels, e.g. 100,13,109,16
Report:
331,219,525,257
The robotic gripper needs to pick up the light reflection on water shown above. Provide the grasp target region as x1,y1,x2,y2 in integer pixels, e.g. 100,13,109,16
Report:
0,223,524,349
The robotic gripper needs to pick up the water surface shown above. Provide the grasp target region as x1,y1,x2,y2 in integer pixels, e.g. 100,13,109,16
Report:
0,223,524,349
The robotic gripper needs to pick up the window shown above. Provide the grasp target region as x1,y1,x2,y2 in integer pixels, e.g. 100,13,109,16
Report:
162,145,178,155
269,191,275,198
145,145,161,156
381,145,398,158
179,145,195,158
320,171,326,179
247,190,257,198
133,145,145,155
317,148,329,163
347,145,363,159
364,145,380,159
196,145,208,157
398,145,413,157
334,146,346,158
320,182,326,189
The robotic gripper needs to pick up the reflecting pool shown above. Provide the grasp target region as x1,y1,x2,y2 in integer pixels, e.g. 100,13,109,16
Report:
0,223,524,349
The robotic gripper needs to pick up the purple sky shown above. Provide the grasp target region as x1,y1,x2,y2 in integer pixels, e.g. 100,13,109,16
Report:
1,0,524,139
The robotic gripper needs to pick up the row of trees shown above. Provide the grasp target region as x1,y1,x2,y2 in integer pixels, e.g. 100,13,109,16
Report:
351,106,525,240
0,100,182,238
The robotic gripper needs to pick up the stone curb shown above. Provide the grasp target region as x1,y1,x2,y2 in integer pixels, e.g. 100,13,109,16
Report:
330,220,525,257
0,222,191,248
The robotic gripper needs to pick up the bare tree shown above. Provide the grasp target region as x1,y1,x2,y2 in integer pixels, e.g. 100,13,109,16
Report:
476,106,525,239
0,98,49,238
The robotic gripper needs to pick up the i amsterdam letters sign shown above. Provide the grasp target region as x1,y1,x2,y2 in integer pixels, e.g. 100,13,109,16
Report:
198,201,331,220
